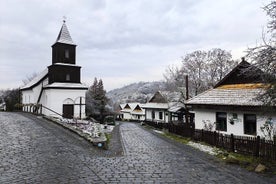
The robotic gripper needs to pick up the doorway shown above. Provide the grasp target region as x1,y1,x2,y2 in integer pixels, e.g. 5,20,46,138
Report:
63,104,74,119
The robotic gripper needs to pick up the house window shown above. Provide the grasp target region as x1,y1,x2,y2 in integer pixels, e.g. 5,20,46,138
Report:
216,112,227,131
159,112,163,120
232,113,238,120
65,49,69,58
152,111,155,119
66,74,70,81
244,114,256,135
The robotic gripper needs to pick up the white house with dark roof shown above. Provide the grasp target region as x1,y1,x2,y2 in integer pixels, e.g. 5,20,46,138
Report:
186,59,276,137
142,91,190,123
20,20,88,119
143,91,170,123
120,103,145,121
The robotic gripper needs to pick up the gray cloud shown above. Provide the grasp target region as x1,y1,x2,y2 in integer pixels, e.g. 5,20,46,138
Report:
0,0,270,91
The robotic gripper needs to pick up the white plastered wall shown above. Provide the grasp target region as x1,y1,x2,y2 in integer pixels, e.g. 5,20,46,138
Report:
145,109,168,122
21,78,48,112
122,112,132,120
42,88,86,118
193,108,276,137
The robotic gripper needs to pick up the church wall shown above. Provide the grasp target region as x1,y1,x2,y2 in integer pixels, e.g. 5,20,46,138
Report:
22,90,33,112
43,88,86,119
21,78,48,104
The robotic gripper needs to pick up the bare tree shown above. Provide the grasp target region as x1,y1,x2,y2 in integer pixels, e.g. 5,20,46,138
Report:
206,48,238,87
246,1,276,106
164,48,236,100
181,50,207,95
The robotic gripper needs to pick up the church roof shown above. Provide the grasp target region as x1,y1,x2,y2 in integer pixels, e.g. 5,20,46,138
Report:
20,69,48,90
54,21,75,45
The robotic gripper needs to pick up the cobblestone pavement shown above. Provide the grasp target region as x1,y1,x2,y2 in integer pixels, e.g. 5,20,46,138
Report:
0,112,275,183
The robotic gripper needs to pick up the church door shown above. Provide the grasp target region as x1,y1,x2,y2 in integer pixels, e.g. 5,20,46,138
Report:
63,104,74,119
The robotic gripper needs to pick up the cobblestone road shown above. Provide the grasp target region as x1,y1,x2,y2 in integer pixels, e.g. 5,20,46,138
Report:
0,112,275,183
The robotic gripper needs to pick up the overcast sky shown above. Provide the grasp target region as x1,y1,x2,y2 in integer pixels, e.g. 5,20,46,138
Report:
0,0,271,91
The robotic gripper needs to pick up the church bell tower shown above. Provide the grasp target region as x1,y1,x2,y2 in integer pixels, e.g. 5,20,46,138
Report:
48,20,81,84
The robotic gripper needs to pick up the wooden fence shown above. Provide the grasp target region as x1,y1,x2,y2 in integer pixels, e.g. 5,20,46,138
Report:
145,122,276,161
145,121,168,129
193,129,276,161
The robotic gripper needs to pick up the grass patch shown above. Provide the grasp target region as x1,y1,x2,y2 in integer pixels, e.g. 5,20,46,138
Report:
105,133,111,145
216,150,260,166
163,132,191,144
215,149,276,175
101,133,112,150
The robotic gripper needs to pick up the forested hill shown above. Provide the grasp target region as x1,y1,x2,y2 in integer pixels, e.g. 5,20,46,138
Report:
106,81,183,111
107,81,167,106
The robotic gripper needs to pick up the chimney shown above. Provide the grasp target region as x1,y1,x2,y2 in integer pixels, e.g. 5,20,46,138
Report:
185,75,189,100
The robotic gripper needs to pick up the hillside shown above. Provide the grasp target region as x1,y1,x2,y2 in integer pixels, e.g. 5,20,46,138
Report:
107,81,182,110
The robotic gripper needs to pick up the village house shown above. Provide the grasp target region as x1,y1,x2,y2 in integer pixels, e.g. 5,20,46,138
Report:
143,91,169,123
142,91,190,124
120,103,145,121
20,20,88,119
186,59,276,137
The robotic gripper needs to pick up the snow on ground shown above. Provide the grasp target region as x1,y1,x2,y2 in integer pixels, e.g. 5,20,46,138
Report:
187,141,217,155
55,117,114,137
153,130,165,134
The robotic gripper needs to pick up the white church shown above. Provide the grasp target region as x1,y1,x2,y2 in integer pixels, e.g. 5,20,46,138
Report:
20,21,88,119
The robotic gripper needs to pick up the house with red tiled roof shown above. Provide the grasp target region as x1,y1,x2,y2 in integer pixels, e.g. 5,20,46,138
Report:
186,59,276,137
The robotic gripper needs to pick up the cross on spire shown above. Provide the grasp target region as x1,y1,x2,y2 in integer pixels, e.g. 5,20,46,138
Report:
63,16,67,23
